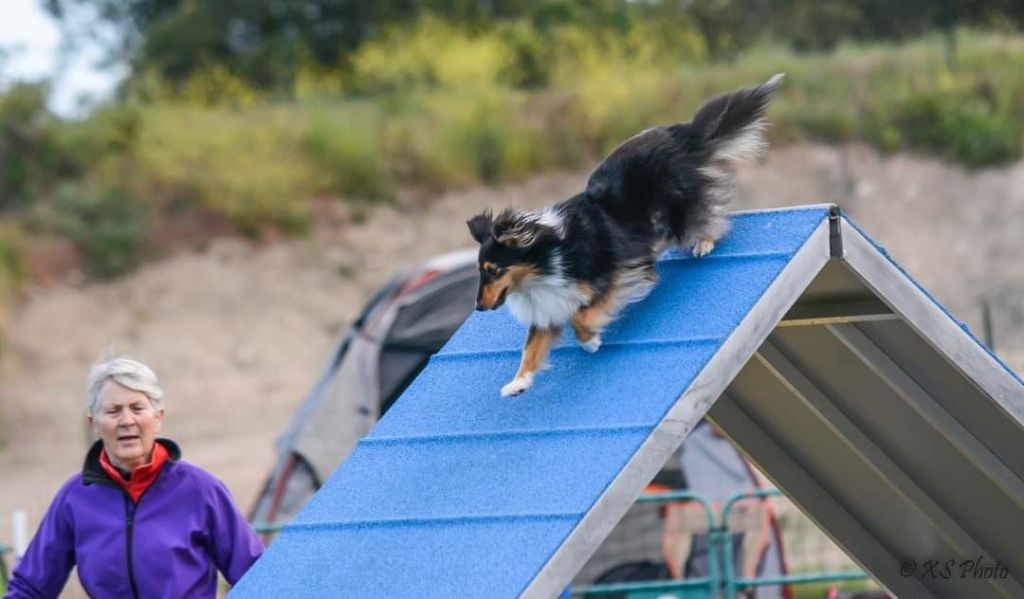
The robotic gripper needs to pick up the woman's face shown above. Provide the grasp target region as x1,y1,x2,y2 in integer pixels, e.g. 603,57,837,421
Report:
89,380,164,471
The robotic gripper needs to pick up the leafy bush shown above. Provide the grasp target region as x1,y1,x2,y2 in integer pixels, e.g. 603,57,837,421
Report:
50,184,148,278
3,25,1023,291
116,29,1024,241
0,85,143,213
135,106,314,234
304,108,394,202
878,78,1021,166
129,65,262,107
0,220,30,376
57,105,141,166
367,88,554,190
0,221,25,318
349,17,515,94
0,83,68,209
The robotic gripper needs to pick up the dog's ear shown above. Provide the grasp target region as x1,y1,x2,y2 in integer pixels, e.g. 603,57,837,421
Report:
490,209,516,245
493,209,554,249
466,210,493,244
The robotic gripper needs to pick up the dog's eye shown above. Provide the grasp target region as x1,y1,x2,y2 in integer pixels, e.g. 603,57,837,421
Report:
483,263,499,275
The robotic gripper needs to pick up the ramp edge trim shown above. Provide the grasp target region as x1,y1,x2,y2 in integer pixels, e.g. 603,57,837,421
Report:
838,218,1024,425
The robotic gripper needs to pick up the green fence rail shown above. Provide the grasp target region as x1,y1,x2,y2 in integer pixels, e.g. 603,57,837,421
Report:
252,521,285,534
252,489,874,598
573,488,872,598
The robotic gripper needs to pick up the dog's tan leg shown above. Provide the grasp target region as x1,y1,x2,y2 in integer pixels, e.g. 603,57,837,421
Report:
501,326,560,397
693,236,717,257
572,294,618,353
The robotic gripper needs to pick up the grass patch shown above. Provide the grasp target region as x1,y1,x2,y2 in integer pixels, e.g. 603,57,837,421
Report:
304,106,395,202
2,27,1022,269
135,105,315,235
0,220,26,363
0,220,25,304
95,29,1024,239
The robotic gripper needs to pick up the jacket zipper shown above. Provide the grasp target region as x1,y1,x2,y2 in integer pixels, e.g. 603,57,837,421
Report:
125,475,164,599
83,445,171,598
124,496,140,599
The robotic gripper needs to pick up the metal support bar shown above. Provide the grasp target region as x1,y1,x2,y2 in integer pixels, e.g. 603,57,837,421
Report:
824,324,1024,510
755,341,1024,597
779,299,896,327
708,394,924,598
838,219,1024,424
828,205,843,258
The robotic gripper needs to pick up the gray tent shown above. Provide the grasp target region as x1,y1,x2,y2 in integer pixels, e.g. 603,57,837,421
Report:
250,249,480,529
250,250,789,595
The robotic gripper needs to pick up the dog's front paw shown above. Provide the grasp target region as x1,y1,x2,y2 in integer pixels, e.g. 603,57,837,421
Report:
581,335,602,353
500,373,534,397
693,239,716,257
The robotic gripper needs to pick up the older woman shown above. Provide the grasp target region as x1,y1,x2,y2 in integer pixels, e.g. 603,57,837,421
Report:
7,357,263,598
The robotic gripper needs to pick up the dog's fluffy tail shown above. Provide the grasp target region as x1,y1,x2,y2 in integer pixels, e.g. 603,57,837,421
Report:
691,73,784,163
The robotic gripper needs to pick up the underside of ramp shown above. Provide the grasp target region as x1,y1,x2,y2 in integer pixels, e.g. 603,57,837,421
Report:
234,205,1024,599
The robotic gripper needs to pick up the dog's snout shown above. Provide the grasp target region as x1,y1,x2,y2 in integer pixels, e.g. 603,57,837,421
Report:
475,302,487,311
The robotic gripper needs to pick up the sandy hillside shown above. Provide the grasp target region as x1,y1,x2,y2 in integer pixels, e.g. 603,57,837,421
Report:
1,143,1021,580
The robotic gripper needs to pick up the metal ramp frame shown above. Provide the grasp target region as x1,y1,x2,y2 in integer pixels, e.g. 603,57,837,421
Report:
234,205,1024,598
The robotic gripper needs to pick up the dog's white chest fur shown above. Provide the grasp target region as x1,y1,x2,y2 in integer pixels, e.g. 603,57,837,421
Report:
507,274,585,329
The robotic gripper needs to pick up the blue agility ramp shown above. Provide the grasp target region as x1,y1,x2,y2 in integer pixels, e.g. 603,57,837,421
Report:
234,205,1024,598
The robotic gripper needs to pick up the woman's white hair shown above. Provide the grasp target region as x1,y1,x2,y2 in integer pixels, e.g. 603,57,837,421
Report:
88,357,165,416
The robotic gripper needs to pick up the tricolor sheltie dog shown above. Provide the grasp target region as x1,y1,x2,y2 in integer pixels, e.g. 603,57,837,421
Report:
467,74,783,397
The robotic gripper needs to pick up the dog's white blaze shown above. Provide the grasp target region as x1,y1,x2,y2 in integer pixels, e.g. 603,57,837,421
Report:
507,274,586,329
507,253,586,329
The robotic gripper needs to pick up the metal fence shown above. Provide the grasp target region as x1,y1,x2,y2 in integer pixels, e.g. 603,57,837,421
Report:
573,488,876,598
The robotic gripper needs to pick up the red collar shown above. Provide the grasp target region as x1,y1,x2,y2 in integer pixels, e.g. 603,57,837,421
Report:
99,442,169,502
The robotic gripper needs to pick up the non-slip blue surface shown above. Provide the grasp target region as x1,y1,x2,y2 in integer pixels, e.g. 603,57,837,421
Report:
232,207,830,598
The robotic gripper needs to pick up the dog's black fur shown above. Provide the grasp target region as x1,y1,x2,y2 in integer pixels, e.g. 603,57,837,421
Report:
468,74,783,396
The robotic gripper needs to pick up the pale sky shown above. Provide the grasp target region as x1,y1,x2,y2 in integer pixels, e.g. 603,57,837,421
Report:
0,0,123,116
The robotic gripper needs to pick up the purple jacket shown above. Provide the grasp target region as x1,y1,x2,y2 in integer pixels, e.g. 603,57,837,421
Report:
6,439,263,599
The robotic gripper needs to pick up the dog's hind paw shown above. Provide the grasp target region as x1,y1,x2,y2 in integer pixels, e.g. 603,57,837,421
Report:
581,335,602,353
501,373,534,397
693,239,716,257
